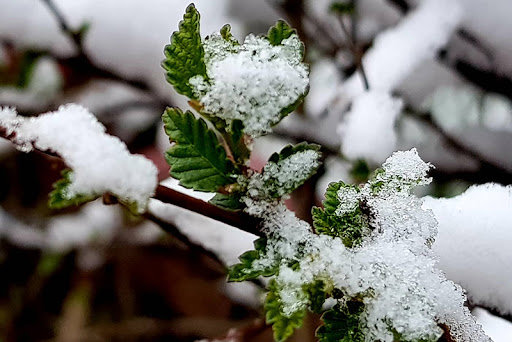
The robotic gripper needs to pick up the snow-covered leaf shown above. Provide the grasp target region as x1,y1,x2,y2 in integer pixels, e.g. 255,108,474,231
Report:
312,181,366,247
265,279,307,342
48,169,99,209
260,143,322,198
227,237,277,282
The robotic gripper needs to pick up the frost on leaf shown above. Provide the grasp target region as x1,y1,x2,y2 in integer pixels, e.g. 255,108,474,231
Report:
246,143,322,199
0,104,158,213
238,149,491,342
190,27,309,137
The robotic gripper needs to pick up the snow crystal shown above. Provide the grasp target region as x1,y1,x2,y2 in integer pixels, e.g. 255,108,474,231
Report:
191,34,309,137
0,104,158,212
338,91,403,164
424,183,512,315
335,186,360,216
379,148,433,186
242,149,490,341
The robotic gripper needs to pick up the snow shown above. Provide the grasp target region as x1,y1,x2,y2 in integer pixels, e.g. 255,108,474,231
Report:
339,0,462,101
474,308,512,342
242,149,490,341
424,183,512,315
0,104,158,212
0,0,238,101
191,34,309,136
305,58,341,119
338,91,403,164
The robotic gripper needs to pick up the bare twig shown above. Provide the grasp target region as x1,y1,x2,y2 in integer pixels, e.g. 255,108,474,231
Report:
36,0,169,104
335,7,370,90
153,185,262,237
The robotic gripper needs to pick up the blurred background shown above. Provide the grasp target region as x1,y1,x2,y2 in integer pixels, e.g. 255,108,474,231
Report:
0,0,511,341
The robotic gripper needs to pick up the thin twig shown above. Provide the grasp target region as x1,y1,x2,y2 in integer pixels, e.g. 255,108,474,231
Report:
36,0,169,104
41,0,84,52
143,211,230,268
335,13,370,90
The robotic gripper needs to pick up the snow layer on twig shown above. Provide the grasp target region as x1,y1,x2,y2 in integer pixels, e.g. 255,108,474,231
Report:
0,104,158,212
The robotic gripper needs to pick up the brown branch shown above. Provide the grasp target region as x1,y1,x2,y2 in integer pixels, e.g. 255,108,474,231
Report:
153,185,262,237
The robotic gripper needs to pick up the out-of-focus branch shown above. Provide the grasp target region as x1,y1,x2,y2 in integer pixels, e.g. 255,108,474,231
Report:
404,109,512,183
37,0,168,104
386,0,512,102
142,211,229,268
41,0,84,52
334,1,370,90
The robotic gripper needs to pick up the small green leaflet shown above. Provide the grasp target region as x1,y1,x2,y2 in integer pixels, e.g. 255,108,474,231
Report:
48,169,99,209
220,24,239,45
304,280,327,314
163,107,236,192
262,143,322,198
265,279,307,342
329,2,356,15
267,20,296,46
316,301,366,342
312,182,366,247
225,119,250,164
209,192,244,211
162,4,207,99
227,237,277,282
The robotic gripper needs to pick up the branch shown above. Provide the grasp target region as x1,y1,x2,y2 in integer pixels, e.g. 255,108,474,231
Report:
404,110,512,183
142,211,229,268
153,185,262,237
35,0,168,104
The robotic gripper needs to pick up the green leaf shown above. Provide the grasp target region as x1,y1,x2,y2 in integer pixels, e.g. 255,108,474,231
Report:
316,301,366,342
278,89,308,121
220,24,239,45
304,280,327,314
209,192,244,211
312,182,366,247
162,4,207,99
227,238,278,282
16,51,43,89
329,2,355,15
225,119,250,164
262,143,322,198
267,20,296,46
163,107,236,192
350,159,370,183
265,279,307,342
48,169,99,209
